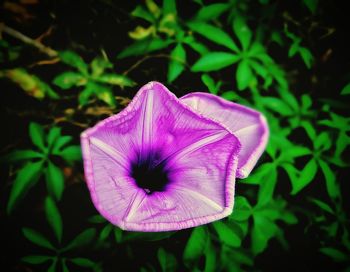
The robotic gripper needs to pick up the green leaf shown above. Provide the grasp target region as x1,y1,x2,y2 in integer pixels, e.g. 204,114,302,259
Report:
53,72,85,90
299,47,313,69
131,5,155,23
291,159,318,194
163,0,177,15
122,231,175,242
194,3,229,21
257,166,278,206
309,198,334,215
230,196,252,221
242,162,274,185
59,145,82,163
7,161,44,214
48,258,57,272
157,247,178,272
261,97,293,116
251,214,278,255
99,224,113,241
187,21,239,52
192,52,239,72
59,51,88,74
168,43,186,83
96,74,136,87
318,160,339,199
22,228,55,250
45,196,63,243
1,149,43,163
117,38,172,58
88,215,106,224
204,239,216,272
63,228,95,252
236,59,253,90
277,88,299,111
52,136,73,154
183,226,207,265
341,83,350,95
47,127,62,148
201,74,217,94
91,58,113,77
70,258,95,268
314,132,331,151
319,247,349,262
29,122,46,151
233,16,252,50
45,161,64,201
22,255,52,264
303,0,318,14
212,220,241,247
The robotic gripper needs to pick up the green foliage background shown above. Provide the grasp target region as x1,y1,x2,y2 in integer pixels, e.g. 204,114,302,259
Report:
0,0,349,271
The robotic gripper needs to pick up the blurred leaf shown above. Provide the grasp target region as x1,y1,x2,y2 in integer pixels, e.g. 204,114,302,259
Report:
117,38,172,58
122,231,175,242
88,215,106,224
291,159,318,194
63,228,96,252
70,258,95,268
213,220,241,247
131,5,155,23
299,47,313,68
47,127,61,148
204,239,216,272
7,161,43,214
59,145,82,163
45,161,64,201
183,226,207,266
91,58,113,77
157,247,178,272
314,132,331,151
48,258,57,272
236,60,253,90
230,196,252,221
187,21,239,52
341,83,350,95
29,122,46,151
309,198,334,215
303,0,318,13
59,51,88,75
168,43,186,82
319,247,349,262
261,97,293,116
45,196,63,243
318,160,339,199
192,52,239,72
22,255,52,264
163,0,177,15
194,3,229,21
53,72,85,90
201,74,218,94
97,74,136,87
1,150,43,163
22,228,55,250
233,16,252,50
99,224,113,241
278,88,299,111
52,136,73,154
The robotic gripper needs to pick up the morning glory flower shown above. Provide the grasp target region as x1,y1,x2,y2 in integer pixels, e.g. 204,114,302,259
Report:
81,82,268,232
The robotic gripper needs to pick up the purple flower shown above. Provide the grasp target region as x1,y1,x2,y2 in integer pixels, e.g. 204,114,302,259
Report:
81,82,268,231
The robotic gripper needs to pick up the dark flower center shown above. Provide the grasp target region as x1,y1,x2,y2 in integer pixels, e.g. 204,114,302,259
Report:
131,152,169,195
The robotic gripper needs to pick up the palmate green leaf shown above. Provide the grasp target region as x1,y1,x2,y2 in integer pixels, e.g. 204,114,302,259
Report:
47,127,61,148
277,88,299,111
45,161,64,201
117,37,172,58
70,258,95,268
194,3,229,21
183,226,207,266
212,220,241,248
236,59,253,90
319,247,349,262
201,74,218,94
183,36,209,55
45,196,63,243
29,122,46,152
318,159,339,199
1,149,43,163
257,166,278,206
96,74,136,87
168,43,186,83
157,247,178,272
230,196,252,221
233,16,252,50
59,51,88,75
187,21,239,52
314,132,332,151
291,159,318,195
22,255,52,264
241,162,274,185
204,238,216,272
335,131,350,157
341,83,350,95
53,72,85,90
62,228,96,252
59,145,82,163
91,57,113,78
22,228,55,250
192,52,239,72
52,136,73,154
131,5,155,23
7,160,44,214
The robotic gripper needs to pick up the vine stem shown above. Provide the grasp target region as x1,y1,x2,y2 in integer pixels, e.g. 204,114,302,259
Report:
0,23,58,58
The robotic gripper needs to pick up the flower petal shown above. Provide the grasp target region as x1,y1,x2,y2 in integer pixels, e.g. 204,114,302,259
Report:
180,92,268,178
81,82,240,231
